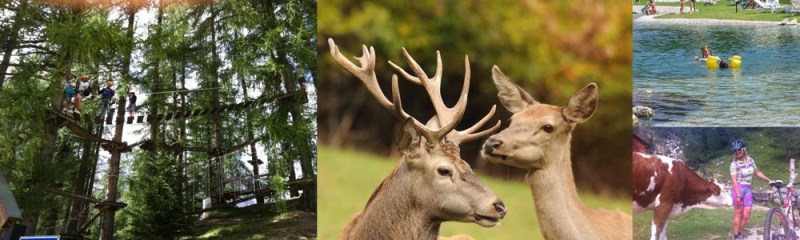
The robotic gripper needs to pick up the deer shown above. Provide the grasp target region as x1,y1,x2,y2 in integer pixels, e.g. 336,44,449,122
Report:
328,38,507,240
480,66,632,239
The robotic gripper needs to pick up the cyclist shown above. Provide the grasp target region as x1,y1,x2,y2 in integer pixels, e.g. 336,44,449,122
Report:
730,139,775,240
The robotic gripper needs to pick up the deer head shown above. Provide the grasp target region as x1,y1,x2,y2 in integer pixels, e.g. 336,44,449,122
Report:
329,38,506,235
481,66,598,170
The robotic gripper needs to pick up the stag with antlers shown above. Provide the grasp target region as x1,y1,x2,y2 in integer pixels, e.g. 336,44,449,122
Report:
328,38,506,240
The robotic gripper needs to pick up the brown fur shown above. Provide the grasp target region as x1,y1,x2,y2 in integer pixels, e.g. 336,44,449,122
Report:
330,40,505,239
483,66,631,239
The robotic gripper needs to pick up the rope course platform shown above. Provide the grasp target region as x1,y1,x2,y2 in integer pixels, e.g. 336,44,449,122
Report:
191,177,315,214
54,91,300,126
132,137,261,157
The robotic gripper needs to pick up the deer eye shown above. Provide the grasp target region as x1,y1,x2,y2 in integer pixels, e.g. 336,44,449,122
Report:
542,124,554,133
437,167,452,177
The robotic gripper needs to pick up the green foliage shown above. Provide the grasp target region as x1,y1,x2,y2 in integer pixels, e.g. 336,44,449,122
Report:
270,174,288,213
120,151,193,239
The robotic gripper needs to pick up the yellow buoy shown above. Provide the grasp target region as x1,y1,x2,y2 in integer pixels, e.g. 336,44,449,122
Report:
706,56,720,69
729,55,742,68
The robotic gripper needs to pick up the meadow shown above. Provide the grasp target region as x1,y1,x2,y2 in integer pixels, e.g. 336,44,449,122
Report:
318,146,632,239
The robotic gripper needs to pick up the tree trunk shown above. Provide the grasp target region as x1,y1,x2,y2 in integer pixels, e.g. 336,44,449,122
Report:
0,0,28,91
239,72,265,204
64,123,98,235
44,206,58,235
274,48,315,211
209,1,225,205
99,98,125,240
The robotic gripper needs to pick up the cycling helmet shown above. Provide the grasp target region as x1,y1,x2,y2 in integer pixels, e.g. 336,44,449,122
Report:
731,139,746,151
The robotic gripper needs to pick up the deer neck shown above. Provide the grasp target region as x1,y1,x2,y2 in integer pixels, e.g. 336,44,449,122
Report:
350,161,441,240
526,134,594,238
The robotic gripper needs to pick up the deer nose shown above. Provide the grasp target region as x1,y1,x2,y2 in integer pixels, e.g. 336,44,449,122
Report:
493,201,507,218
483,138,503,152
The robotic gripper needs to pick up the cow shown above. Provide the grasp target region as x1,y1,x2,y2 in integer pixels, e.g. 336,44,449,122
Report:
633,152,733,240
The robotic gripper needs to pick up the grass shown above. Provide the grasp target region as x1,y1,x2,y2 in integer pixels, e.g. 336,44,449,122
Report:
183,201,317,240
637,0,797,21
318,146,631,239
633,207,768,239
633,130,792,239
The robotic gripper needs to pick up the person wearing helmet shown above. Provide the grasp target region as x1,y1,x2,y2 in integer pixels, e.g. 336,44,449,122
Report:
74,74,91,114
97,80,115,119
63,82,76,113
730,139,774,240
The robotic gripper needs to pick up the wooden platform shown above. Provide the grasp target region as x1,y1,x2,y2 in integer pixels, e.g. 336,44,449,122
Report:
55,91,299,126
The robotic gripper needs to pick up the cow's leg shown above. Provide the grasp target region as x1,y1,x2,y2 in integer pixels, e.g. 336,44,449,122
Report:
652,203,673,240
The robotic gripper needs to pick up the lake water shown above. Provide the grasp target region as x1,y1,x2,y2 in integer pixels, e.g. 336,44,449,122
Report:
633,24,800,126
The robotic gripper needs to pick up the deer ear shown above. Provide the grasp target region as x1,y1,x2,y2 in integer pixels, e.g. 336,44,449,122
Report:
397,118,422,159
492,65,537,113
563,83,598,123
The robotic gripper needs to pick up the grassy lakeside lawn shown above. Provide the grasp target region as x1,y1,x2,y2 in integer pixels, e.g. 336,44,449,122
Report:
633,207,768,239
318,146,632,239
642,1,796,21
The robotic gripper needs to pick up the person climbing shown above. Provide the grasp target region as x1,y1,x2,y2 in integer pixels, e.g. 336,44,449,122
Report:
74,74,91,114
63,82,76,113
127,92,137,117
97,80,115,119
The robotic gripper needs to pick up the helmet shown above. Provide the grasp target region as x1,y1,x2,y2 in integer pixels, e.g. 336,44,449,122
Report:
80,75,89,80
731,139,746,151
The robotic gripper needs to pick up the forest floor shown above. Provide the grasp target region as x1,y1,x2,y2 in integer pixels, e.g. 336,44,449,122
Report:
183,200,317,240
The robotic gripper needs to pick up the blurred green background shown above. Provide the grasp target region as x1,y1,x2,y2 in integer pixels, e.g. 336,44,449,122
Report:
317,0,632,238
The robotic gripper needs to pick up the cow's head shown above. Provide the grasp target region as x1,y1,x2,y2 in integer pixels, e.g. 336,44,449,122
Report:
701,178,733,208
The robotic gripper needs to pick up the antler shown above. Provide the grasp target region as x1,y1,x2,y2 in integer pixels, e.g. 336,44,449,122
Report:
328,38,499,145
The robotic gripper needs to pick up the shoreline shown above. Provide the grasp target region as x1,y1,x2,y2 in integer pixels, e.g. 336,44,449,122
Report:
633,5,781,26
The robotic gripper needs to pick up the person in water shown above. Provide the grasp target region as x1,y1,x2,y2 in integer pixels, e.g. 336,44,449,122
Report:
694,45,714,61
720,60,730,69
701,45,712,58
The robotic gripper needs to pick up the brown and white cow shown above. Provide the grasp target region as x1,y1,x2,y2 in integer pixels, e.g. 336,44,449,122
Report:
633,152,733,240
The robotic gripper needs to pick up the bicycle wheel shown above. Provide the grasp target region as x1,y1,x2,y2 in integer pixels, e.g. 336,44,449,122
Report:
765,207,793,240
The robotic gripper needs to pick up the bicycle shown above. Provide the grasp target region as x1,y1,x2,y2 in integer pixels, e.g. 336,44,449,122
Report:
764,158,799,240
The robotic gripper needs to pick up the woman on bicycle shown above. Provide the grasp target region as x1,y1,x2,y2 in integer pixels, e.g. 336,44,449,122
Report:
730,139,774,240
